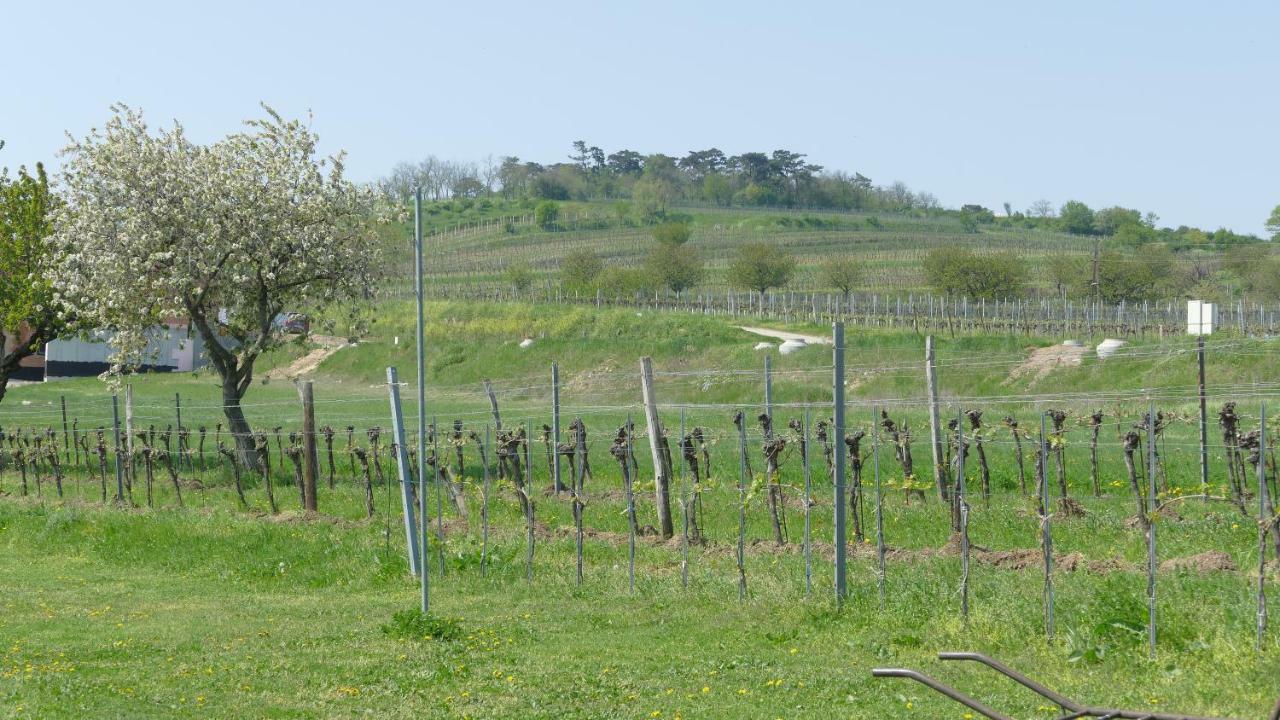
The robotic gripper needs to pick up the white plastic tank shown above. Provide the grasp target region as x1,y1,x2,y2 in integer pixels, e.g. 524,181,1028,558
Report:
779,339,808,355
1096,338,1126,359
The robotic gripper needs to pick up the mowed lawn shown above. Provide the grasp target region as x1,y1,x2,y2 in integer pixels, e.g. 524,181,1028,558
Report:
2,494,1278,719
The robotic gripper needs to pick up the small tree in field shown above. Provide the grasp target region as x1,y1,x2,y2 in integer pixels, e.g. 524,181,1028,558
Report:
0,161,69,403
922,246,1026,300
819,256,863,298
651,221,691,245
535,201,559,230
560,249,604,293
727,242,796,298
503,263,535,294
644,243,703,295
51,105,386,468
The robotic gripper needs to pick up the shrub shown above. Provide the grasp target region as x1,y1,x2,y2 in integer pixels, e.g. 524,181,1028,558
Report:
922,246,1026,299
819,256,863,295
535,201,560,230
644,243,704,294
727,242,797,295
1093,248,1174,302
503,263,535,293
598,266,652,296
651,221,691,245
381,609,463,642
560,249,603,293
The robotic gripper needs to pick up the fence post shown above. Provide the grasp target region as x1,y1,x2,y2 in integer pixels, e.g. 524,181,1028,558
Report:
680,407,689,590
1040,412,1055,641
873,404,886,609
175,392,185,470
1197,336,1209,502
574,417,586,585
436,417,446,577
1146,399,1158,659
802,405,812,596
60,396,69,464
480,426,491,577
483,379,502,432
926,336,947,501
833,321,847,603
735,409,748,601
1258,402,1269,652
125,385,134,494
639,356,674,538
299,380,318,512
385,366,423,577
111,394,125,503
552,363,562,494
763,353,772,418
957,408,969,622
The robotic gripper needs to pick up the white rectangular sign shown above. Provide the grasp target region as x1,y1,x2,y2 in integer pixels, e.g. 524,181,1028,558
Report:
1187,300,1215,335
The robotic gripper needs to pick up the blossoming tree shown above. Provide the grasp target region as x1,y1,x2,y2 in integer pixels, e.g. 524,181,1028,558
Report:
0,161,66,403
52,105,385,467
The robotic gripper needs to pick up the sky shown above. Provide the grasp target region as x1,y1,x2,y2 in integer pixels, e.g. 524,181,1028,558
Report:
3,0,1277,234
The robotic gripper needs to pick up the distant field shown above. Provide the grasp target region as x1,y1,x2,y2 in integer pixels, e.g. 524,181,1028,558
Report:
380,201,1200,299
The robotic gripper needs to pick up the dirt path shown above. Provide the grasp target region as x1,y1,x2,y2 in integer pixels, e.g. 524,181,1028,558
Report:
1008,343,1087,383
737,326,831,345
266,335,348,380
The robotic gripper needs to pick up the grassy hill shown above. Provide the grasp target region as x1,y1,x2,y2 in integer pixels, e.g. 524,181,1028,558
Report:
400,200,1100,297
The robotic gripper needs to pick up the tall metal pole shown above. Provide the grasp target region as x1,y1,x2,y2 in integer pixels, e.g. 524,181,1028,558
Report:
833,321,847,603
414,187,429,611
552,362,562,494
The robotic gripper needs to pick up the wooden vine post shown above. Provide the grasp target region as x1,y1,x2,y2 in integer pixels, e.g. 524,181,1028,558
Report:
639,356,674,539
298,380,319,513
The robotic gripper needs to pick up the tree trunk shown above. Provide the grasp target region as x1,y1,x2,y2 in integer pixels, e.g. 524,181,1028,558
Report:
222,378,259,472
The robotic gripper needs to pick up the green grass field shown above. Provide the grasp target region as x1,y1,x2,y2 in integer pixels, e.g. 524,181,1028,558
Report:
3,302,1279,718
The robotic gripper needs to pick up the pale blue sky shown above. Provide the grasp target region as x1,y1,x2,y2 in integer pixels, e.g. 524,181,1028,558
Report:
4,1,1276,233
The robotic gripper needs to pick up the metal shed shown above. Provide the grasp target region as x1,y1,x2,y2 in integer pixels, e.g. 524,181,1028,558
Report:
44,326,209,379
